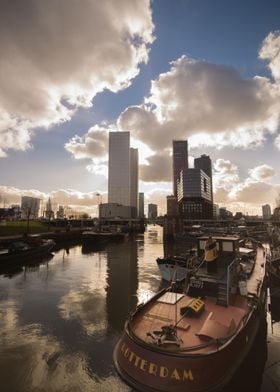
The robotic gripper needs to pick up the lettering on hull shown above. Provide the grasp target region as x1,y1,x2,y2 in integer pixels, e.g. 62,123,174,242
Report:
120,343,194,381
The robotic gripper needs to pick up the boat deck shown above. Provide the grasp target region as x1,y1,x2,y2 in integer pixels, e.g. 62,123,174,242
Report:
131,294,247,353
130,247,266,354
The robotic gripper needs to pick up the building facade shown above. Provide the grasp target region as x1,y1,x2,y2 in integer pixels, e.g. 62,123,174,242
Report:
99,203,132,219
166,195,178,216
21,196,41,219
130,148,139,218
194,154,213,202
108,132,139,218
172,140,188,198
108,131,130,206
262,204,271,219
138,192,144,218
148,203,158,220
177,168,213,219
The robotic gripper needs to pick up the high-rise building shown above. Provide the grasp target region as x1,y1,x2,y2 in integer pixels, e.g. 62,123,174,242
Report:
108,131,130,206
138,192,144,218
194,154,213,202
166,195,178,216
172,140,188,198
262,204,271,219
21,196,41,219
108,131,138,218
130,148,139,218
44,197,54,219
148,203,158,220
57,205,65,219
177,168,213,219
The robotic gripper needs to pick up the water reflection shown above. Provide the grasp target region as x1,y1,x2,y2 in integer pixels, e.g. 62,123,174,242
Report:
106,241,138,332
0,226,279,391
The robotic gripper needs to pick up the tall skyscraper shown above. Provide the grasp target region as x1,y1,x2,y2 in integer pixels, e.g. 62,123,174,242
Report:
262,204,271,219
172,140,188,198
166,195,178,216
108,131,130,206
194,155,213,202
130,148,139,218
138,192,144,218
148,203,158,220
108,131,138,217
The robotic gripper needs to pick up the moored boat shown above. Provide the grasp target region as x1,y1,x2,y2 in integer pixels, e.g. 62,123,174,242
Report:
267,246,280,286
82,230,126,244
0,235,55,267
156,250,199,282
113,235,267,392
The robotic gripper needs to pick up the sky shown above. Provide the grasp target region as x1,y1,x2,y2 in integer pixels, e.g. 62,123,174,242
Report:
0,0,280,216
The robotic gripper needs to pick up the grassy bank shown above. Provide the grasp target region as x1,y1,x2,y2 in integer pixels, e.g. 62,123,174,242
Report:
0,221,54,237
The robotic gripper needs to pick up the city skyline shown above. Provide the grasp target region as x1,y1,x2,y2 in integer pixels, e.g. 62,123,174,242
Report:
0,0,280,215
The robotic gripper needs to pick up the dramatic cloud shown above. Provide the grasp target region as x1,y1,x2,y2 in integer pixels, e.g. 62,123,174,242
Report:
213,159,280,213
65,126,108,159
119,53,279,151
0,0,154,156
140,151,172,182
275,134,280,150
64,30,280,186
248,164,275,181
213,159,240,191
259,31,280,83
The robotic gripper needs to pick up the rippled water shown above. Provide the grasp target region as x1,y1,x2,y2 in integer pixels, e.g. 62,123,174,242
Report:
0,225,279,392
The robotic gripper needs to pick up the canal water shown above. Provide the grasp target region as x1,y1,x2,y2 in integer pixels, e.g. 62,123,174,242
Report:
0,225,279,392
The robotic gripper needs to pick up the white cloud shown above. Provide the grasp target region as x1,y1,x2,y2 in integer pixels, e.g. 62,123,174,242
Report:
140,151,172,182
259,31,280,83
65,30,280,187
230,180,280,205
275,134,280,150
248,164,275,181
213,159,280,213
0,0,154,156
213,159,240,192
118,54,279,151
65,126,109,159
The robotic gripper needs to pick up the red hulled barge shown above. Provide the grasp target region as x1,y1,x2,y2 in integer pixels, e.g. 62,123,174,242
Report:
113,235,267,392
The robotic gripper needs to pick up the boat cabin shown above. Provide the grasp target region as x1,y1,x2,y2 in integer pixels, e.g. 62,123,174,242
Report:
188,236,244,306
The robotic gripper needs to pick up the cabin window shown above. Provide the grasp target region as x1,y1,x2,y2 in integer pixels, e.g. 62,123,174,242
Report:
199,240,206,250
222,241,233,251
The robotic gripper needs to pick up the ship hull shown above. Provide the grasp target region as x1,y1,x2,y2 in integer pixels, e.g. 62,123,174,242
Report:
114,290,266,392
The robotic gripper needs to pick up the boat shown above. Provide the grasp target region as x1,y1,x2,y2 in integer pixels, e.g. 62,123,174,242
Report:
174,226,204,243
0,235,55,267
268,286,280,324
113,235,267,392
157,243,256,283
267,246,280,286
156,250,199,282
82,229,126,244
